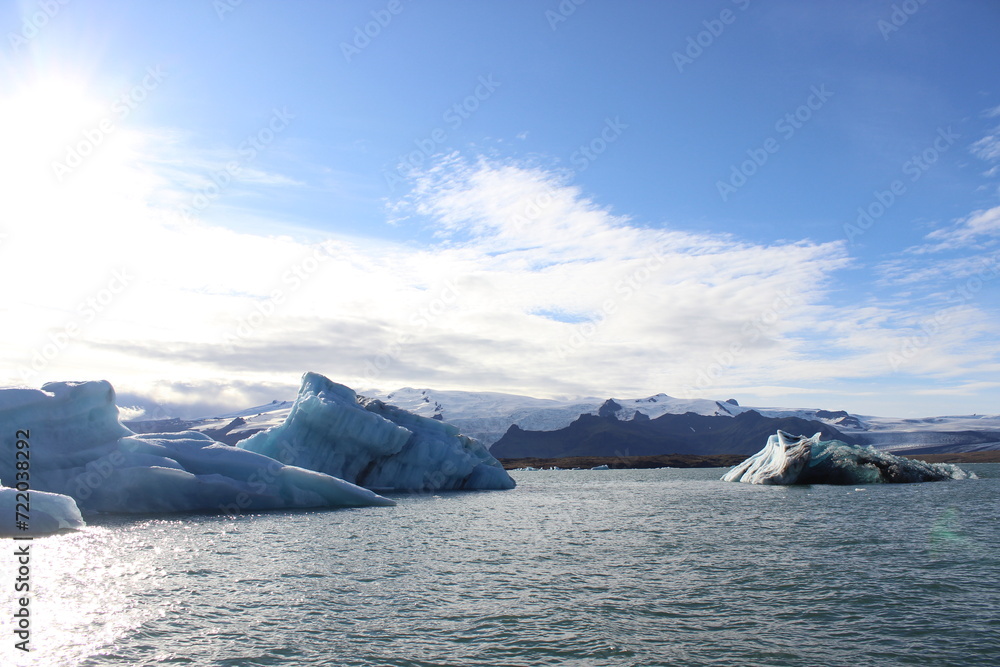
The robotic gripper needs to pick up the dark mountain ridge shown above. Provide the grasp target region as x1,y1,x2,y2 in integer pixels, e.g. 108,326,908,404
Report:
490,409,859,459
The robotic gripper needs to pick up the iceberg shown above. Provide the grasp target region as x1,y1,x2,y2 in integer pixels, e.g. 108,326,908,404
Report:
722,430,974,485
0,482,85,536
0,381,393,516
238,372,516,492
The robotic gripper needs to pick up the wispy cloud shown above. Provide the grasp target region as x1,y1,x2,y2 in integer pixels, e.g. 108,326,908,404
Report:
972,128,1000,161
921,206,1000,251
909,380,1000,398
972,104,1000,162
971,105,1000,190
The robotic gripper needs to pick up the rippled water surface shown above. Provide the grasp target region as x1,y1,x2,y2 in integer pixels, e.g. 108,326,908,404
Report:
3,465,999,666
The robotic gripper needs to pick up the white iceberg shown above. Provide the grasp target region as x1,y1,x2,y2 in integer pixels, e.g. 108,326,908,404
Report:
0,381,393,516
723,430,974,485
238,372,516,492
0,482,85,536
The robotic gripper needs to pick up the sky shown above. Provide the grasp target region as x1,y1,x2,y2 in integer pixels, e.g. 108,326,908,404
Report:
1,0,999,419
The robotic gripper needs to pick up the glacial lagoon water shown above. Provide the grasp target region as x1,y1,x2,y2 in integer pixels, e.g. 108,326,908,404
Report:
2,465,999,667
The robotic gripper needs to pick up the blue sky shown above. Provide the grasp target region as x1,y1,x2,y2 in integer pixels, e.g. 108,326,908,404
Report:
1,0,999,418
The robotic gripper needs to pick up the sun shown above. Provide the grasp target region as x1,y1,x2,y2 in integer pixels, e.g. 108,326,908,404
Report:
0,72,170,211
0,72,173,280
0,77,106,188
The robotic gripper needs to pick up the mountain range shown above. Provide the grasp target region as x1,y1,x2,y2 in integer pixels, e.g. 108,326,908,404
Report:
124,385,1000,458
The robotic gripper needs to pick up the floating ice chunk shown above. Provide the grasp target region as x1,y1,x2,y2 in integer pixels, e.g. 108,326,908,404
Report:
239,372,516,492
0,482,85,536
722,430,813,484
0,381,393,515
723,430,975,485
591,464,610,470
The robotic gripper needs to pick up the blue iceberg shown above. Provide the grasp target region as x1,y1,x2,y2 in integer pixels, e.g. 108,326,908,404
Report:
238,372,516,492
0,380,393,522
722,430,974,485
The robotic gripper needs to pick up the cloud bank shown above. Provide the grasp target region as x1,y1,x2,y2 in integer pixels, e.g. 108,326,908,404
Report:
2,87,999,417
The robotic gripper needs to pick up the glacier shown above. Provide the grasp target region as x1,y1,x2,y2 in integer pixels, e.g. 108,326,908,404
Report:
238,372,516,492
723,430,974,485
0,380,393,526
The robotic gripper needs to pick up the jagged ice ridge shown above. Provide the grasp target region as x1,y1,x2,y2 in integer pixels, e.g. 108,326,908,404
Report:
723,431,975,485
238,372,516,492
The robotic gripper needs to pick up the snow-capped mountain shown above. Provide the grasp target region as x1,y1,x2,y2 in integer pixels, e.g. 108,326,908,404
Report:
126,386,1000,455
362,387,881,447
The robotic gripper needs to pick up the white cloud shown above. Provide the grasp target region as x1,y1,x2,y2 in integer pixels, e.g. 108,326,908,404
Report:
910,380,1000,397
972,106,1000,183
913,206,1000,252
2,83,997,416
972,128,1000,162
